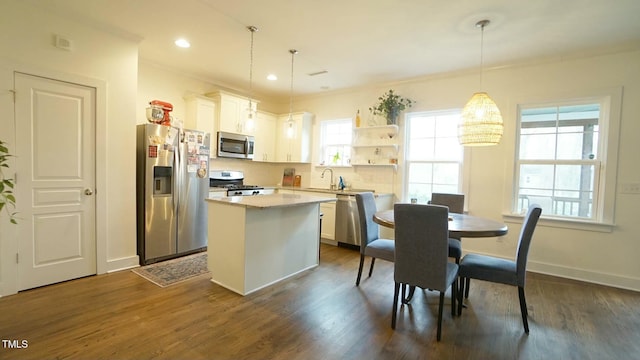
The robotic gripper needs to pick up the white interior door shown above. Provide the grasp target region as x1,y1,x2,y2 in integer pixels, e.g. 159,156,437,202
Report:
14,72,96,290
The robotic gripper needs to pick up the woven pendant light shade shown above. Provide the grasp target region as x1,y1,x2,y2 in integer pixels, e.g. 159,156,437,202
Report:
458,91,504,146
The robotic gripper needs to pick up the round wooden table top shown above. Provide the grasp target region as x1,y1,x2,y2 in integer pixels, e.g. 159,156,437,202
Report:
373,210,508,238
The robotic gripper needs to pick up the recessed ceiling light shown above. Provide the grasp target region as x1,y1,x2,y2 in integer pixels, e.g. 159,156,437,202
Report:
175,39,191,48
267,74,277,81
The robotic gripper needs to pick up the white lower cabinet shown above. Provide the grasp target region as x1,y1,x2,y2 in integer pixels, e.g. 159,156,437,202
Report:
320,202,336,241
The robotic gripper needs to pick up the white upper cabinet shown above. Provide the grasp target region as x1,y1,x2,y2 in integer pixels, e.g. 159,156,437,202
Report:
253,110,277,162
205,91,257,135
276,112,313,163
185,92,311,163
184,94,216,148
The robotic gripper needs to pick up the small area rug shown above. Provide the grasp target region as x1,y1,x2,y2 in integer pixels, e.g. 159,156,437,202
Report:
132,252,209,287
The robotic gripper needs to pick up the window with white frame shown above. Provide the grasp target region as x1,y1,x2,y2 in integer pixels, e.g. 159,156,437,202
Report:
405,110,463,203
320,119,352,166
515,102,606,220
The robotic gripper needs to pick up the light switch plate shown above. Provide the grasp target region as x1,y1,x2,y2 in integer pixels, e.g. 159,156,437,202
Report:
620,183,640,194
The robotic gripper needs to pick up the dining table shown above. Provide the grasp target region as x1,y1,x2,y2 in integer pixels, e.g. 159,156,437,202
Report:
374,208,508,306
373,210,508,238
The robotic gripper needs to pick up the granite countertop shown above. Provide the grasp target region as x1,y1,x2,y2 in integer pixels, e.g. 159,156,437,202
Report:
205,193,336,209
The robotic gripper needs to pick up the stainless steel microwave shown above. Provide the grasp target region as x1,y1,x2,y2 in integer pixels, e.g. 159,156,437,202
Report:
217,131,255,160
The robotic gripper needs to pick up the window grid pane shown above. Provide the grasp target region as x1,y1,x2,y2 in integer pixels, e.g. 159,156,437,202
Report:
320,119,352,166
406,111,463,203
516,103,601,219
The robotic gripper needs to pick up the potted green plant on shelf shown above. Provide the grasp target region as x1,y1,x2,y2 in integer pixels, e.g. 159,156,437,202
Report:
0,140,18,224
369,89,415,125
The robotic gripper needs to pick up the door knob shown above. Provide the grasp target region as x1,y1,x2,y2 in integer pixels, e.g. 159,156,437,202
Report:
84,188,94,195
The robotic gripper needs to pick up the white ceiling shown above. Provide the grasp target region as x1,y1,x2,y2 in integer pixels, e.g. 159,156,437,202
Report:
24,0,640,100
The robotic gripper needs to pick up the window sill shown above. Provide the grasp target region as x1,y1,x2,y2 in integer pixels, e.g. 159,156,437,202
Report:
502,213,615,233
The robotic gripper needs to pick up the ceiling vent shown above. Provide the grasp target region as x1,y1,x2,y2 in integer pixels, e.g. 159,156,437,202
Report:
54,35,73,51
308,70,328,77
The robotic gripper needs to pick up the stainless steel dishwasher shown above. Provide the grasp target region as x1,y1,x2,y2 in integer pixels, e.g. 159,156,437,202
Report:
335,194,361,246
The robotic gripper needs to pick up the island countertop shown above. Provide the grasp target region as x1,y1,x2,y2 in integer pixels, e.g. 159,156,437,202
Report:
205,193,336,209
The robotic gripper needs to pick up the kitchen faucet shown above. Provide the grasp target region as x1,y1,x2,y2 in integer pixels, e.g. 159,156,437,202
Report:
321,167,335,190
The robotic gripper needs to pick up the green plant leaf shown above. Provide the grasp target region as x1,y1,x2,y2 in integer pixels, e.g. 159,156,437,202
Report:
0,139,19,224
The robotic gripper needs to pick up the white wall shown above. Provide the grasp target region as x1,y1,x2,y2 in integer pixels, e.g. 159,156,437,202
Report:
0,1,139,295
295,50,640,291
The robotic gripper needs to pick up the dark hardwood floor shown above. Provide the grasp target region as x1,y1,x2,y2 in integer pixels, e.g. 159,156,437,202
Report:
1,244,639,359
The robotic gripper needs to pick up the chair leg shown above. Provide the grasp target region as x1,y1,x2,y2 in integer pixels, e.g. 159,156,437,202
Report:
392,282,401,329
457,277,465,316
402,285,416,304
437,292,445,341
451,277,457,317
518,286,530,334
464,277,470,298
368,257,376,277
355,254,365,286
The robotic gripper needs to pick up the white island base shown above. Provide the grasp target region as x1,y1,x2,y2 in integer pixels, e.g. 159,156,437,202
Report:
206,194,334,296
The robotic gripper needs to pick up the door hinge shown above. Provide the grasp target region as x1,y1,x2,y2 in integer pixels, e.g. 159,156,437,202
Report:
16,253,19,264
9,89,16,102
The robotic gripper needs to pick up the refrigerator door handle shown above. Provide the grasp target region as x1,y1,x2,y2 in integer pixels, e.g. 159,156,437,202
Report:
173,143,180,212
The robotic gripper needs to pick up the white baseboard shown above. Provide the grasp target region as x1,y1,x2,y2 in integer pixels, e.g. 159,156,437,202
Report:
107,255,140,273
527,260,640,292
462,250,640,292
320,238,338,246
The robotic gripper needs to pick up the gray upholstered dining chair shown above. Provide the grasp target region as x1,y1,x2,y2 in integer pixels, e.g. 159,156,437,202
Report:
355,192,395,286
457,204,542,333
392,203,459,341
430,193,464,214
429,193,465,264
403,193,466,304
429,193,468,296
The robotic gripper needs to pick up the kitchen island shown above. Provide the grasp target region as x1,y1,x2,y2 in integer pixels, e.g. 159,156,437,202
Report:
205,193,336,295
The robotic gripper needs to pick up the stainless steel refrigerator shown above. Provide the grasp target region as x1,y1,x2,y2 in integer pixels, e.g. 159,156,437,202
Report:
136,123,211,265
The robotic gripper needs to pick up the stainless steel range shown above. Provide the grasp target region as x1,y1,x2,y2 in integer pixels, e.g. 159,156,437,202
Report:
209,170,274,196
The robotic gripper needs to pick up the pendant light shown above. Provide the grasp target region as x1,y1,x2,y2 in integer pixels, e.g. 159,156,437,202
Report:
245,26,258,132
286,49,298,139
459,19,504,146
